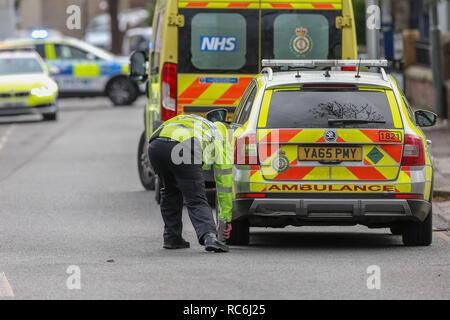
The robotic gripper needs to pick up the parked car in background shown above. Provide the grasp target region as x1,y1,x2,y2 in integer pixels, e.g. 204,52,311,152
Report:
0,50,58,120
0,31,139,105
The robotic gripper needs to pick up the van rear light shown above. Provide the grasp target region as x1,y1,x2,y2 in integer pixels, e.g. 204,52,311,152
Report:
234,133,259,165
395,194,424,199
401,134,425,166
236,193,266,199
161,62,177,121
342,66,356,71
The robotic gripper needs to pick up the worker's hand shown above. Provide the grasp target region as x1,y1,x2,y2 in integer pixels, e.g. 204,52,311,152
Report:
223,223,232,240
217,223,232,240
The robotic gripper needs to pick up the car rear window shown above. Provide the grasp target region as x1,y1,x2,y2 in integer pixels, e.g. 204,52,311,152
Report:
264,89,397,129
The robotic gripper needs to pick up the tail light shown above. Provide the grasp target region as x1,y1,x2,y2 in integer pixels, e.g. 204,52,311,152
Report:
161,62,177,121
236,193,266,199
395,194,424,199
234,133,259,165
401,134,425,166
342,66,356,71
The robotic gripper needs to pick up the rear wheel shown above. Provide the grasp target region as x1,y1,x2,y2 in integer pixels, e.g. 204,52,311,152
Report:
390,226,403,235
212,193,249,245
107,77,138,106
137,131,156,190
227,219,250,246
402,209,433,246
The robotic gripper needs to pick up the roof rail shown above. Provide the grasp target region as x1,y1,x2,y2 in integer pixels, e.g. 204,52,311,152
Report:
261,67,273,81
261,59,389,68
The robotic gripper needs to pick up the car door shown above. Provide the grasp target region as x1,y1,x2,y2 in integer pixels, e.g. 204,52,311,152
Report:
49,43,104,93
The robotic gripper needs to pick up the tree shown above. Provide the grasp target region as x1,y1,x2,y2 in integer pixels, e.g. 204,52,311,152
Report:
108,0,122,54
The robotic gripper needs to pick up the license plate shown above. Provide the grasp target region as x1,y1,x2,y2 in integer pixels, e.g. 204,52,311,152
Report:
299,146,362,161
0,102,27,108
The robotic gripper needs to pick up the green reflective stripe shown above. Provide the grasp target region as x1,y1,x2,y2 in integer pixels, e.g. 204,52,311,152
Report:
217,187,232,193
214,168,232,175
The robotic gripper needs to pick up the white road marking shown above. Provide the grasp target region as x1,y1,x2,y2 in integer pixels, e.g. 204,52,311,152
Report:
0,272,14,297
0,125,15,152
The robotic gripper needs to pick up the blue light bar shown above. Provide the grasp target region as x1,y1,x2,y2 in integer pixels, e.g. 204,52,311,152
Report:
31,29,49,39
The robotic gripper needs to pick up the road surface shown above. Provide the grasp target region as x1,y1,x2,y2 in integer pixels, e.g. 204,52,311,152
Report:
0,97,449,299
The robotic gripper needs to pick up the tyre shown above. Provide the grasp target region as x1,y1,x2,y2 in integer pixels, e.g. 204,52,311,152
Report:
42,112,57,121
227,218,250,246
390,226,403,235
137,131,156,190
107,77,138,106
402,208,433,246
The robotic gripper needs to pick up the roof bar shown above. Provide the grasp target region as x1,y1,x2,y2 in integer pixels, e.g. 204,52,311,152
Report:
261,59,389,68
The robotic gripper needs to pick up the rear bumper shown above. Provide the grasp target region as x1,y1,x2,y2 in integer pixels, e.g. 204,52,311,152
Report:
0,104,57,117
233,197,431,227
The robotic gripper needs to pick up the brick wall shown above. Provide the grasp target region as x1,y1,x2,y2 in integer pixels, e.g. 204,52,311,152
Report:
405,66,450,117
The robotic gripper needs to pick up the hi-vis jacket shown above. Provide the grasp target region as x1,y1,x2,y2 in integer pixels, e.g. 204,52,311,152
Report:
150,114,233,222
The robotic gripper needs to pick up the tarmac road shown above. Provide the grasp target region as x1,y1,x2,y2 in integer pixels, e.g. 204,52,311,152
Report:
0,97,449,300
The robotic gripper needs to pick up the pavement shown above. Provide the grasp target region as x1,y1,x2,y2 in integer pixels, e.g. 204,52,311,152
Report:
0,97,448,300
423,121,450,230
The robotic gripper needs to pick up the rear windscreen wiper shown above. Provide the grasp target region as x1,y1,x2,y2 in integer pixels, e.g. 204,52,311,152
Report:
328,119,386,125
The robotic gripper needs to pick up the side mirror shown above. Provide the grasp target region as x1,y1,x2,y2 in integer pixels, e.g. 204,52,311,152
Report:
86,52,97,60
49,65,60,75
206,108,228,123
415,110,437,127
129,50,148,82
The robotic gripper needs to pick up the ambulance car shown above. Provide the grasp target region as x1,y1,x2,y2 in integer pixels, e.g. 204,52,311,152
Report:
228,59,436,246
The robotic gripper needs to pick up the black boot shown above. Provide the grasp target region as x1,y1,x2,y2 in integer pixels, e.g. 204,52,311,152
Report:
204,233,229,253
163,238,190,249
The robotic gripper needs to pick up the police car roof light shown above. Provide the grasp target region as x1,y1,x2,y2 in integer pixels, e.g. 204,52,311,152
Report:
31,29,49,39
261,59,389,68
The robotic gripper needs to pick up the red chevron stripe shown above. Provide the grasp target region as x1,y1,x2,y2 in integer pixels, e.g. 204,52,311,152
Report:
179,79,211,99
347,167,387,180
274,166,314,180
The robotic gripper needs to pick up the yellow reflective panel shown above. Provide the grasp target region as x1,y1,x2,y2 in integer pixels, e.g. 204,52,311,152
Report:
386,90,403,129
257,90,272,128
331,167,359,180
73,64,100,77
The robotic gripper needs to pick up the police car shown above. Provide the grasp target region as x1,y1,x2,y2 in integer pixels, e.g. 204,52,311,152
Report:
0,30,139,106
0,50,58,120
229,59,436,247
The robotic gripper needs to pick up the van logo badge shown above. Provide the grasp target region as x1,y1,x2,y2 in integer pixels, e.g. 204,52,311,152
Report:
291,27,312,56
324,130,337,142
272,151,290,173
200,36,236,52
